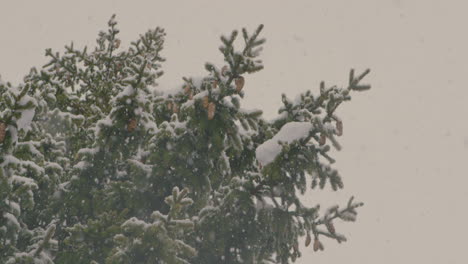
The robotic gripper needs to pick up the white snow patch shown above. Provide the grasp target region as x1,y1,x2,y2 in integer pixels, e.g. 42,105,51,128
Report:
10,175,38,189
4,212,20,228
16,108,35,132
256,122,313,166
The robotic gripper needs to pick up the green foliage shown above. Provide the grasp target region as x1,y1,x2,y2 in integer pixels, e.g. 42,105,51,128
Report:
0,15,371,264
106,187,196,264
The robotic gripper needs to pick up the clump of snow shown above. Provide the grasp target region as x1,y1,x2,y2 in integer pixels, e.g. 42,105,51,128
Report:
8,200,21,216
127,159,152,175
17,141,43,158
73,161,90,170
95,115,113,135
3,212,20,229
192,90,208,100
16,108,35,132
14,92,37,132
122,217,156,231
322,121,336,134
114,84,135,101
10,175,39,189
256,122,313,166
238,108,261,115
78,147,100,155
255,197,275,211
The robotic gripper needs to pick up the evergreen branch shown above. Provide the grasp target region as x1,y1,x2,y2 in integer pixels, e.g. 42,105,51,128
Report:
34,224,56,257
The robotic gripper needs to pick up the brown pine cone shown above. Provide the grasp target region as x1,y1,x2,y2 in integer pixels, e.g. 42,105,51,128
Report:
127,118,138,132
0,122,6,143
184,85,191,95
235,76,245,92
319,133,326,146
305,233,312,247
326,221,336,234
114,39,121,49
207,102,216,120
172,104,179,114
313,238,324,252
336,120,343,136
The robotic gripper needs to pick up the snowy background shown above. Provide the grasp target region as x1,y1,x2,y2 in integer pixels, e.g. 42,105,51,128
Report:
1,0,467,263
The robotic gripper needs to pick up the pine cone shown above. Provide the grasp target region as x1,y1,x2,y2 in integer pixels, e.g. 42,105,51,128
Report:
326,221,335,234
184,85,191,95
127,118,138,132
319,133,326,146
202,96,209,109
336,120,343,136
313,238,324,252
305,233,312,247
293,242,299,252
212,80,218,88
114,39,121,49
235,76,245,92
207,102,216,120
172,104,179,114
0,122,6,143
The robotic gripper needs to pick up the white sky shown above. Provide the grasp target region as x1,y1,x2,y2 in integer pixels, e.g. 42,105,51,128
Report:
1,0,467,263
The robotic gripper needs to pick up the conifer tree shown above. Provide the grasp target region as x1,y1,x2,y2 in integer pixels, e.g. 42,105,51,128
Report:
0,15,371,263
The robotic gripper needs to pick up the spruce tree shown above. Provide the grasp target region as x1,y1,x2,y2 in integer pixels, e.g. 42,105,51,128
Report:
0,15,371,264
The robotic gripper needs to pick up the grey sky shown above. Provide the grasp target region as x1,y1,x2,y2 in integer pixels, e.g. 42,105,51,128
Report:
1,0,467,263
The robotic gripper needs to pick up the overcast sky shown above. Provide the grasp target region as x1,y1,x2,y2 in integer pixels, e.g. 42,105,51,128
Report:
1,0,467,263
